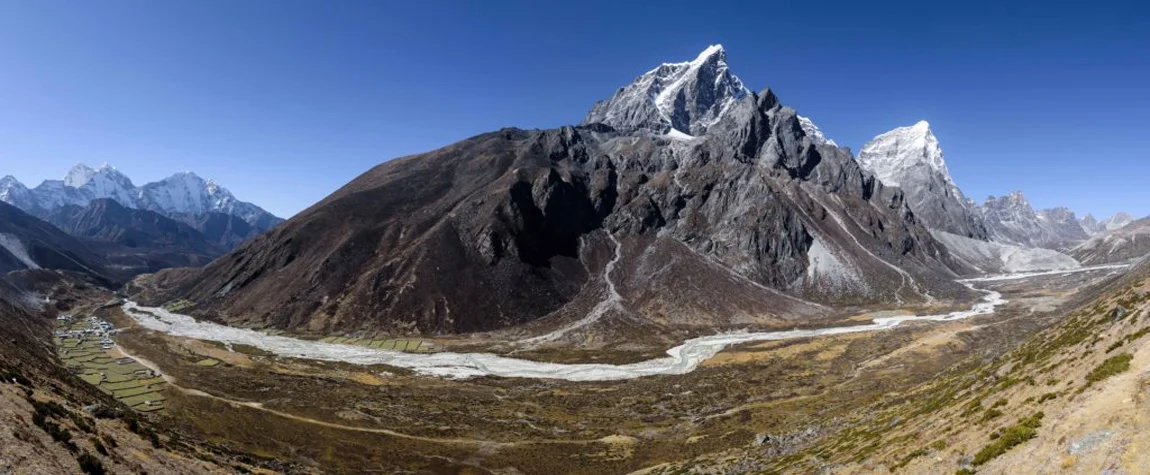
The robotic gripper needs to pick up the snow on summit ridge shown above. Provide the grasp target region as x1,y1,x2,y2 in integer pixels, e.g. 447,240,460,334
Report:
0,164,281,228
798,116,837,147
857,120,950,188
583,45,750,136
857,121,988,239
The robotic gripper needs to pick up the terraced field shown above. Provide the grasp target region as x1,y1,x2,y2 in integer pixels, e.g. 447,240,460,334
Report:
54,317,169,412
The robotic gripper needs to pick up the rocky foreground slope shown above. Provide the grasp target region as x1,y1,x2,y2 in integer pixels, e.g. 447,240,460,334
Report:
0,269,296,474
134,46,974,339
653,257,1150,474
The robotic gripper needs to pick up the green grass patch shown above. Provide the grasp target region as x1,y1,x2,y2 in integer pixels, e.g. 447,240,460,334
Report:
1085,353,1133,387
120,393,166,407
195,358,221,367
104,363,147,375
980,408,1003,423
164,299,196,312
893,447,929,470
972,412,1043,466
113,385,164,399
101,380,145,391
134,402,165,413
103,373,135,384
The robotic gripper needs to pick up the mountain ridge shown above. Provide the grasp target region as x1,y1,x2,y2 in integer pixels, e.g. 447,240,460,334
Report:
982,190,1090,250
0,164,282,239
130,47,977,340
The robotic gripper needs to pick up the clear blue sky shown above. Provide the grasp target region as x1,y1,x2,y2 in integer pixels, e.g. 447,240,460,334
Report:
0,0,1146,219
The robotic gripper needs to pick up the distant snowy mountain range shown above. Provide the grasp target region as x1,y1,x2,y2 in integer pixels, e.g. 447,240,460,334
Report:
1,164,282,248
848,121,1137,255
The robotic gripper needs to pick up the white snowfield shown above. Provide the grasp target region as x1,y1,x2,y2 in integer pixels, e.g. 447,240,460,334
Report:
0,233,41,270
121,265,1127,382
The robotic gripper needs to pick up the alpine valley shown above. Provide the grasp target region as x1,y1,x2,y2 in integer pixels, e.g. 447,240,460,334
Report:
3,45,1148,475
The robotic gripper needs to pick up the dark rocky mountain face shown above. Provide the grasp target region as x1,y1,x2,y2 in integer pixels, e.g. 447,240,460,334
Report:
45,199,223,255
0,201,110,280
42,199,226,275
139,82,971,339
170,211,257,249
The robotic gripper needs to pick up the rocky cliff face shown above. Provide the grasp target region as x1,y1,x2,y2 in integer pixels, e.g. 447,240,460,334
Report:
982,191,1089,250
856,121,988,239
137,47,970,340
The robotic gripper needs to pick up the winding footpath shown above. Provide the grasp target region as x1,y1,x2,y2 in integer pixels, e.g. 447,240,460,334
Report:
122,264,1129,382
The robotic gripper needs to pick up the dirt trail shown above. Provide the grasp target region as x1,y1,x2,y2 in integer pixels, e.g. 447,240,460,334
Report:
115,338,619,448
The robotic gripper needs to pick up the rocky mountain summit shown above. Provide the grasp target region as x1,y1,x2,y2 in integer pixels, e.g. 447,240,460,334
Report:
856,121,988,239
1080,212,1135,236
1,164,281,248
137,46,972,339
1071,216,1150,264
582,45,750,136
982,191,1089,250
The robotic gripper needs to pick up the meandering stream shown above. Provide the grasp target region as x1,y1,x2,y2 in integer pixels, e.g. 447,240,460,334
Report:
121,264,1128,381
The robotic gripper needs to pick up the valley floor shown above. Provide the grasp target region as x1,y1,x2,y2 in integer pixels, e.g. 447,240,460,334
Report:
63,265,1130,474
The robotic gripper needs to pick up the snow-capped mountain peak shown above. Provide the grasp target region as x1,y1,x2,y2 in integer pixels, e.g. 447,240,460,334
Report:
1080,213,1102,235
981,191,1090,249
797,115,838,147
138,171,243,217
857,121,948,188
0,164,281,230
64,163,97,187
1103,212,1135,231
583,44,751,136
0,176,33,210
856,121,987,239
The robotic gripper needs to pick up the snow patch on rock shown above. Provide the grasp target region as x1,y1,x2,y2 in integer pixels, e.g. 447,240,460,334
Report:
0,233,40,269
797,116,837,147
806,238,865,293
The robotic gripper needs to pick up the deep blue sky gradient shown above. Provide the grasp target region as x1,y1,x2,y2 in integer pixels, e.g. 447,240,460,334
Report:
1,0,1146,218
